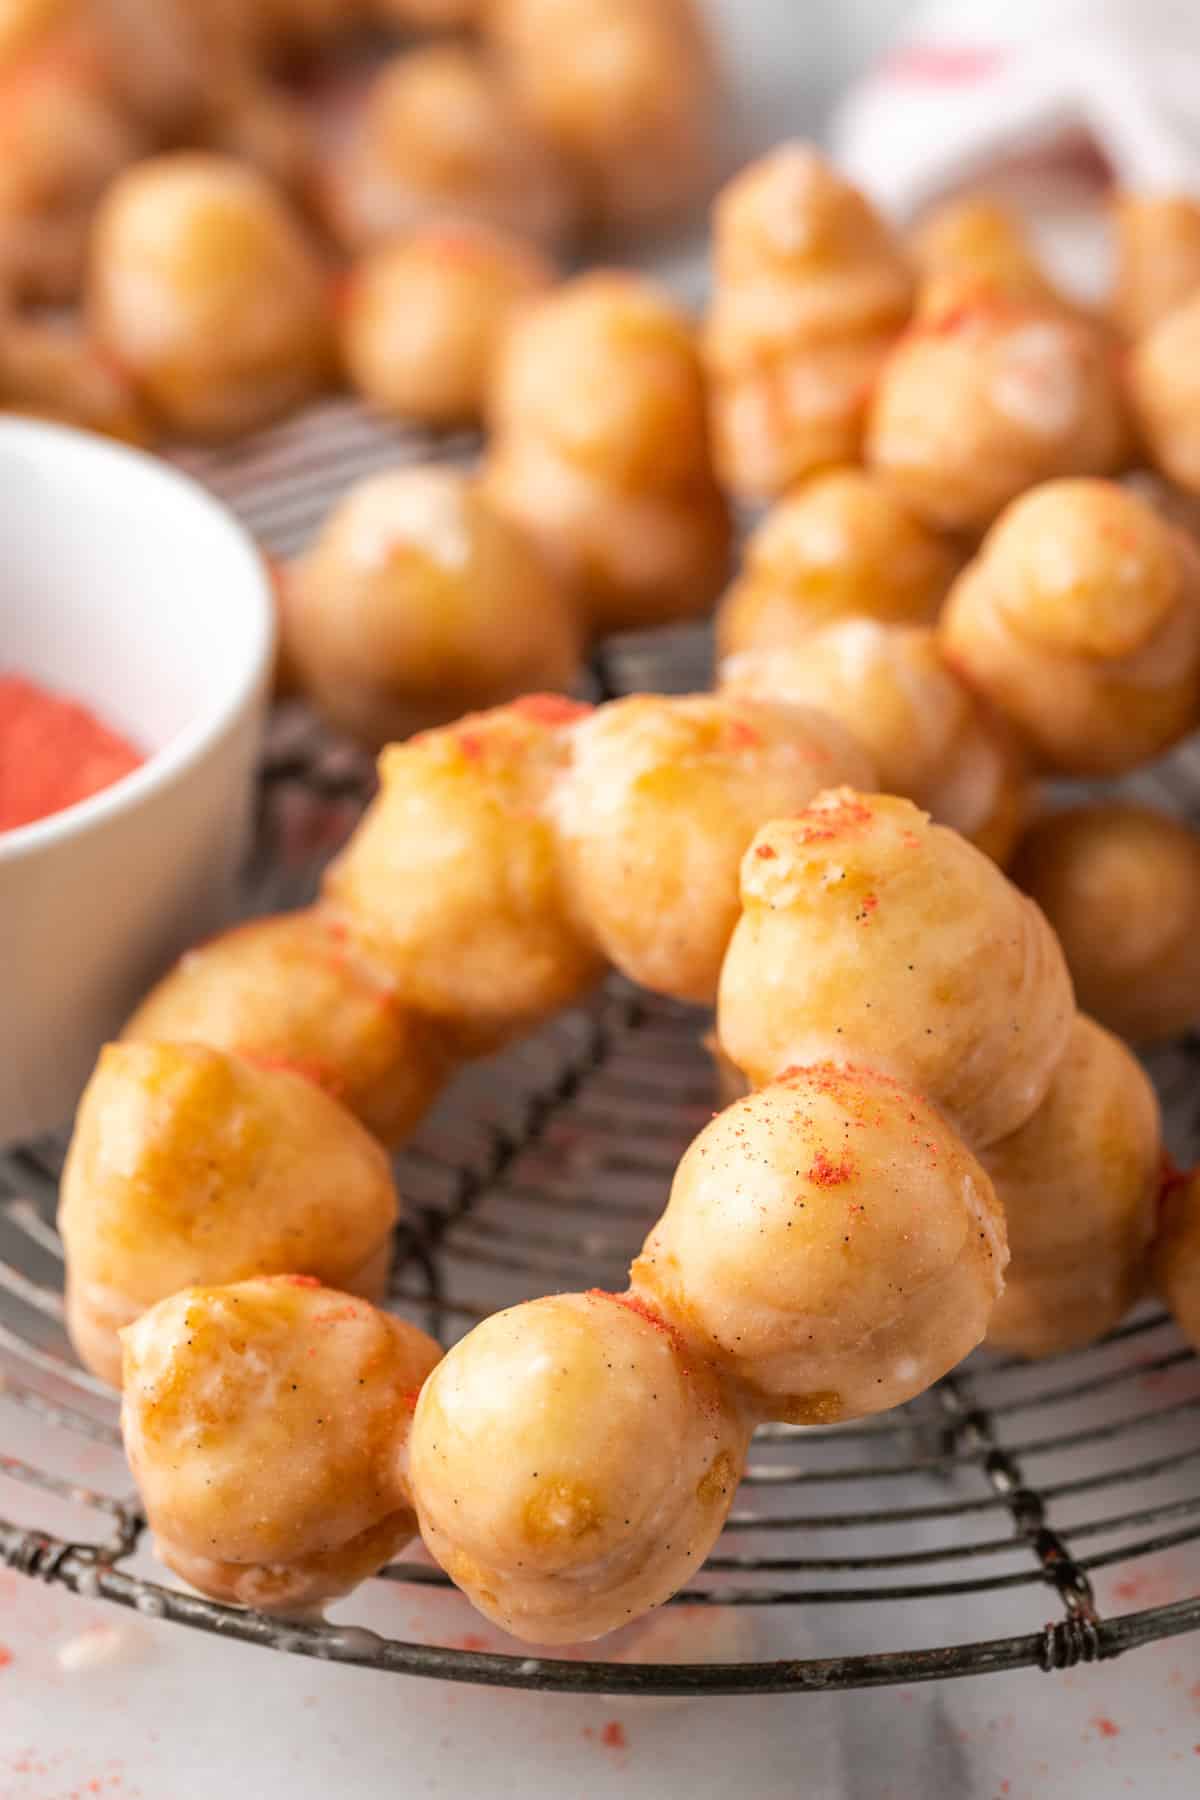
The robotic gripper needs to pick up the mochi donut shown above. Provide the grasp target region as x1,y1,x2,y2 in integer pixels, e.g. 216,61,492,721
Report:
716,790,1074,1147
483,270,731,635
720,622,1032,865
122,1276,440,1611
703,143,914,501
866,281,1131,533
714,468,961,662
552,691,875,1003
323,696,605,1047
409,1289,750,1643
283,467,581,749
633,1063,1008,1422
981,1015,1161,1357
121,906,456,1147
87,152,331,440
939,479,1200,776
1011,804,1200,1045
60,1042,399,1385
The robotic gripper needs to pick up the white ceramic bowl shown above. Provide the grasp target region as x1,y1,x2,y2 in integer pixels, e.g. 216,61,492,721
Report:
0,420,274,1145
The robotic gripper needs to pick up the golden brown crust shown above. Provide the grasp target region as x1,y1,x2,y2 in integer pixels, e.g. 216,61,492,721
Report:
1130,290,1200,496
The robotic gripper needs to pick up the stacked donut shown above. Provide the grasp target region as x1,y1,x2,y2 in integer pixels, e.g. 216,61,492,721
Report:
61,686,873,1380
109,782,1166,1643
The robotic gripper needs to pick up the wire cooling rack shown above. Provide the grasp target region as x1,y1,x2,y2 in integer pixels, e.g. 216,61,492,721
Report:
4,405,1200,1697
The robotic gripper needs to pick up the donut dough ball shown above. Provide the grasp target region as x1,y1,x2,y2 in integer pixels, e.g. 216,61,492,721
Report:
122,1276,440,1611
717,791,1074,1148
339,223,553,426
286,468,581,748
488,0,716,234
911,195,1078,315
60,1042,399,1386
553,692,875,1004
1130,289,1200,496
410,1290,749,1643
122,905,454,1146
1112,192,1200,339
634,1064,1007,1421
720,623,1032,865
324,697,604,1043
1012,804,1200,1044
484,271,731,635
321,46,575,253
939,478,1200,776
983,1015,1161,1357
866,285,1131,533
703,144,914,501
715,469,961,661
88,152,331,440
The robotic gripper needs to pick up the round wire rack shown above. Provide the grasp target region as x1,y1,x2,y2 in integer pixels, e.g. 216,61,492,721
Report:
3,405,1200,1697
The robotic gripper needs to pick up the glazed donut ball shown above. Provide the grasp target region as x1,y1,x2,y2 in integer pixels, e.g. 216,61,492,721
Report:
88,153,331,440
410,1290,749,1644
0,56,141,302
983,1015,1161,1358
121,906,454,1146
714,469,962,662
939,479,1200,775
866,286,1131,533
1112,193,1200,339
717,791,1074,1148
720,624,1032,865
122,1277,440,1612
487,0,715,233
484,271,731,635
324,697,604,1044
285,468,581,748
1012,805,1200,1044
339,224,553,426
1155,1169,1200,1354
321,46,575,254
0,314,152,444
703,144,914,501
634,1066,1007,1422
1130,290,1200,496
60,1042,399,1387
552,692,875,1005
911,196,1075,314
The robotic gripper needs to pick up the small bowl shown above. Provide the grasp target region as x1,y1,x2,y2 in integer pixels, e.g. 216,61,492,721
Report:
0,420,274,1145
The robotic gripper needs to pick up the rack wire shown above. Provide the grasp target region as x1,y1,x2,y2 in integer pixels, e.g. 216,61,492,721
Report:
3,406,1200,1695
